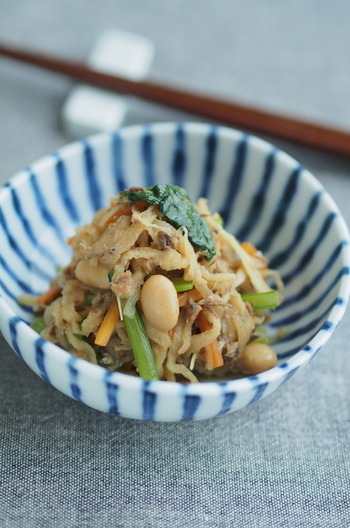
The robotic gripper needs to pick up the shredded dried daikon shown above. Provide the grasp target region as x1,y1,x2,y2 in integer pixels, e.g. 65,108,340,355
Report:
25,187,283,382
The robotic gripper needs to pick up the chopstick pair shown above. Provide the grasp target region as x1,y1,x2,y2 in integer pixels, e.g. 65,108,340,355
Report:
1,41,350,157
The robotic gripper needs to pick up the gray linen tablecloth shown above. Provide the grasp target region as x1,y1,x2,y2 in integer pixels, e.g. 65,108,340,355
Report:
1,1,349,527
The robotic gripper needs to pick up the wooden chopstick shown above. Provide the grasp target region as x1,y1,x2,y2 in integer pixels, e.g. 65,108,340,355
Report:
1,41,350,157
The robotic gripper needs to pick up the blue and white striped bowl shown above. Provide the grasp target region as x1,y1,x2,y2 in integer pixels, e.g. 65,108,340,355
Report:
1,122,349,421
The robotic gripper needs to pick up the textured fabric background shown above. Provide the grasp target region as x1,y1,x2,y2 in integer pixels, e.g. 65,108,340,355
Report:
1,1,350,526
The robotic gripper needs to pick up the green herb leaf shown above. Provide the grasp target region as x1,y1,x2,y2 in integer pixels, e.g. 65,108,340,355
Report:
122,184,216,260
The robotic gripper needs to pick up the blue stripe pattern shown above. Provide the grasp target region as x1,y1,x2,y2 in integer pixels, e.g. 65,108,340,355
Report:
276,300,340,344
197,126,218,199
172,124,186,187
0,122,349,421
141,126,156,187
83,141,103,211
10,186,56,264
182,394,201,420
216,389,237,416
112,131,127,191
68,357,82,401
236,147,276,241
0,254,33,293
35,338,50,383
55,154,81,223
279,244,348,309
142,382,157,420
257,166,301,253
219,134,248,224
248,382,268,404
105,371,120,415
272,274,347,327
29,170,66,244
282,212,337,286
0,207,52,282
278,366,299,386
0,279,32,311
278,345,317,360
269,190,322,269
9,316,23,359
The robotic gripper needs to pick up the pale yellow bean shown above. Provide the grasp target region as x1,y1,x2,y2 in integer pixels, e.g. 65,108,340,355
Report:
237,342,277,375
140,275,179,332
75,259,110,290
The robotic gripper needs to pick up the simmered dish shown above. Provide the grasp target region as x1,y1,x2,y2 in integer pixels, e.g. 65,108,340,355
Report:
27,185,283,382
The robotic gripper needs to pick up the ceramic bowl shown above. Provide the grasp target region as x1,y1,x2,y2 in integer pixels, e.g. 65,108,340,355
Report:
0,122,349,421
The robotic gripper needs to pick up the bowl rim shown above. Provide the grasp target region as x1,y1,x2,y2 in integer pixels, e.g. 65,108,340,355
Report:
1,121,350,397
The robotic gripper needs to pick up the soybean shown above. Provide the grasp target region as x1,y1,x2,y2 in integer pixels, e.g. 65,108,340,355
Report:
140,274,179,332
75,259,110,290
237,342,277,375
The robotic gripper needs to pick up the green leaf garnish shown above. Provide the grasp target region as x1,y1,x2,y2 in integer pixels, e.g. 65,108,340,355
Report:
121,185,216,260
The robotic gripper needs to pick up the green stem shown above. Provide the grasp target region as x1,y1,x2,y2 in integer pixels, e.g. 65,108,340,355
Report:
122,303,160,381
241,290,281,310
170,277,194,292
30,316,46,333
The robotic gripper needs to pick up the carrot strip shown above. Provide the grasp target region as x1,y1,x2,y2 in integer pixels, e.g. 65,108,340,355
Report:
205,340,223,369
178,289,202,307
37,284,61,306
67,235,75,246
196,309,211,331
242,241,268,270
241,241,257,256
104,205,133,226
94,300,120,347
196,310,224,369
104,200,148,226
